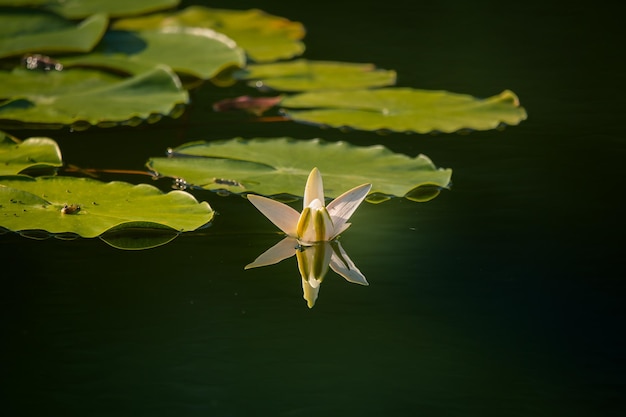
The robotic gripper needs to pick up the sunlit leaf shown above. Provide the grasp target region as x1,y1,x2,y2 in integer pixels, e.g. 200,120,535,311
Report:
236,59,396,91
112,5,305,63
0,66,188,129
0,132,62,175
281,88,527,134
43,0,181,19
61,28,245,80
0,9,108,58
147,137,452,202
0,176,213,238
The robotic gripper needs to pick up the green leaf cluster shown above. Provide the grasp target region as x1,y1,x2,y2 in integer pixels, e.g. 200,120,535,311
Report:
0,3,247,129
0,0,530,249
0,131,214,248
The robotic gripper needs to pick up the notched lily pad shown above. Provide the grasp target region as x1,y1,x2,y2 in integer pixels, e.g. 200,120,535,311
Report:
112,5,305,63
0,176,214,238
236,59,397,91
0,9,108,58
147,137,452,202
280,88,527,134
0,66,188,129
0,131,62,175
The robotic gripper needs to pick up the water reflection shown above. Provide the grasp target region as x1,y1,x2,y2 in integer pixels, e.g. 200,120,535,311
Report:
246,237,368,308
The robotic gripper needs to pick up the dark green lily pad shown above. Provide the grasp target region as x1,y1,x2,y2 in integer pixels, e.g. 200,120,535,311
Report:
280,88,527,134
43,0,181,19
0,9,108,58
0,66,188,129
0,132,62,175
112,5,305,63
0,176,213,238
236,59,397,91
147,137,452,202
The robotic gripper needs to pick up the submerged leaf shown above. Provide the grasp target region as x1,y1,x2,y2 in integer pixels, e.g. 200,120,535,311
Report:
212,95,283,116
0,66,188,129
0,9,108,58
112,5,305,62
99,226,180,250
281,88,527,134
0,176,213,238
147,137,452,202
236,59,397,91
0,132,62,175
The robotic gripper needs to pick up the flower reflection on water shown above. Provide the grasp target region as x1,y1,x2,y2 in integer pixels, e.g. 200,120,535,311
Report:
246,236,368,308
245,167,372,307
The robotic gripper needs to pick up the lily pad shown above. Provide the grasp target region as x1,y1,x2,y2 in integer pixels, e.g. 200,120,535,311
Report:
0,176,213,237
112,6,306,63
147,137,452,202
280,88,527,134
236,59,397,91
0,132,62,175
0,66,188,129
0,1,49,5
43,0,181,19
0,9,108,58
61,28,245,80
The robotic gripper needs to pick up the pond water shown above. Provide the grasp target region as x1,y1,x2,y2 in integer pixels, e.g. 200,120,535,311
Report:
2,1,625,416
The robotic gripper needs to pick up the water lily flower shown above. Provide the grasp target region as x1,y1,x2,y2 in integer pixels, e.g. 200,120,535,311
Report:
245,167,371,307
246,167,372,245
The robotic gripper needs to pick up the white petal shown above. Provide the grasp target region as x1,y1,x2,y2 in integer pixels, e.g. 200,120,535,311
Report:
244,237,298,269
247,194,300,236
329,241,369,285
303,167,325,209
326,183,372,238
334,222,351,236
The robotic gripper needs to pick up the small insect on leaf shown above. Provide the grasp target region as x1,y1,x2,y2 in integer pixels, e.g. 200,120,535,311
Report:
214,178,243,187
61,204,81,215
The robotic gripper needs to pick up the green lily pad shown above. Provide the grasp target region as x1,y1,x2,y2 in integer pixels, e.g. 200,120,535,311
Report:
43,0,181,19
236,59,397,92
0,66,188,129
0,132,62,175
0,9,108,58
280,88,528,134
0,67,122,97
61,28,246,80
147,137,452,203
0,176,213,238
0,1,49,5
112,6,305,63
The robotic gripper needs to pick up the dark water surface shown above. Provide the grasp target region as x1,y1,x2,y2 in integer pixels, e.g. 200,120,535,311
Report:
2,1,625,416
